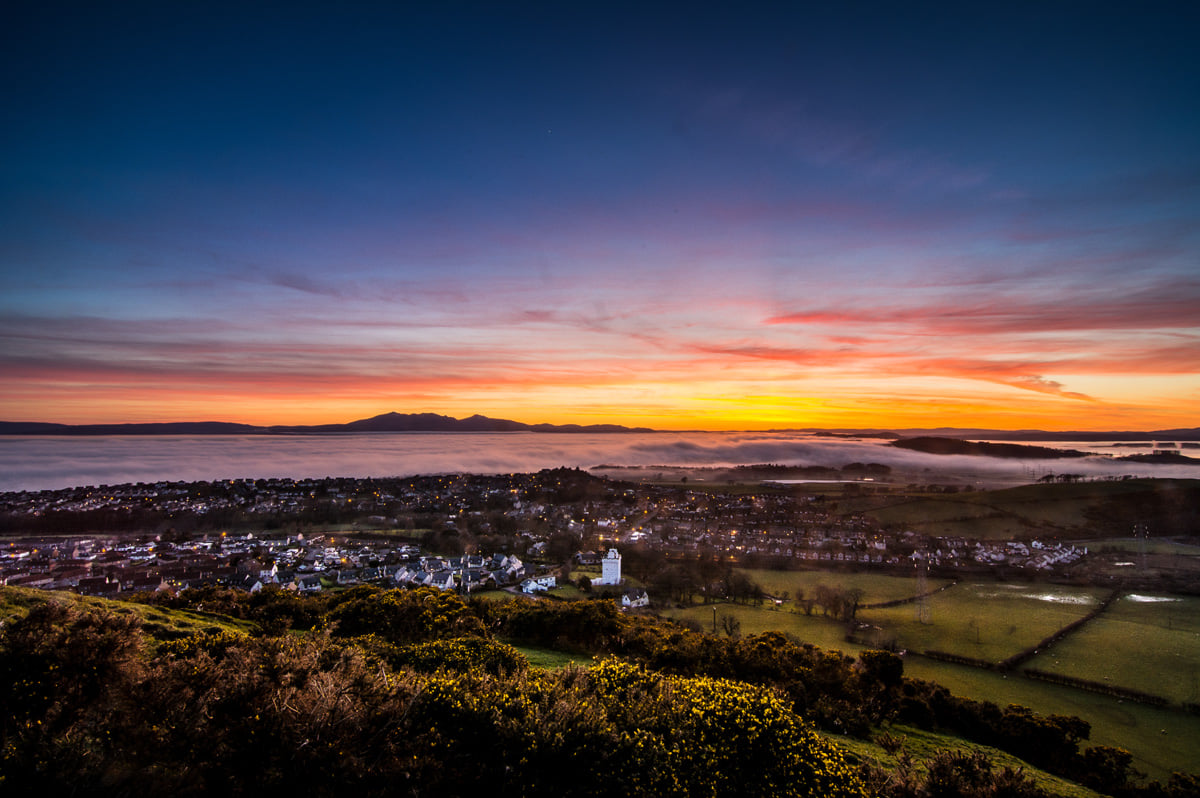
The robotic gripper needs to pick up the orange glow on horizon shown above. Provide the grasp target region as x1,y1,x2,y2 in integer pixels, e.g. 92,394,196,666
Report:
4,385,1196,432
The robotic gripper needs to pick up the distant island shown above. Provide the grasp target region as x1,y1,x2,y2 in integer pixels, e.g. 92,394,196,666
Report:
0,411,654,436
889,437,1092,459
1114,450,1200,465
803,426,1200,441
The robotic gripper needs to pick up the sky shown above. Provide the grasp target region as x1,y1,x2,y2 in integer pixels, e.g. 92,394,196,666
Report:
2,1,1198,431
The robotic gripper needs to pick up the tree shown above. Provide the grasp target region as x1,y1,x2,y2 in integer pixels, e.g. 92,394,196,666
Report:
845,588,866,622
796,587,816,616
720,613,742,639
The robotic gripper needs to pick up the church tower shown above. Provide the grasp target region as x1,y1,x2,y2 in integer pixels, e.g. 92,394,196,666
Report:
600,547,622,585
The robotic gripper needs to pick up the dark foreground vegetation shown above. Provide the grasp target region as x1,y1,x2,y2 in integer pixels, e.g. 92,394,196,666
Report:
3,586,1198,797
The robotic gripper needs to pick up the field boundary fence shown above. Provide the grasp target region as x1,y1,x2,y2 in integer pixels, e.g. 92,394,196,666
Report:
997,588,1122,671
860,579,959,609
1021,668,1170,706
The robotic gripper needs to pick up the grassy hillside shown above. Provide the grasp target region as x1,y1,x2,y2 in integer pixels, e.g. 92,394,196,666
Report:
659,566,1200,782
0,584,257,642
3,583,1194,794
901,657,1200,783
837,724,1105,798
841,478,1200,539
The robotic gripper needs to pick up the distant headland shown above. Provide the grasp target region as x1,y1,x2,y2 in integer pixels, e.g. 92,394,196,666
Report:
0,412,655,435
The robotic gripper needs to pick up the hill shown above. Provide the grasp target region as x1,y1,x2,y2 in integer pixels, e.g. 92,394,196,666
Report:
890,437,1090,459
0,412,655,435
4,584,1191,797
0,584,257,641
839,478,1200,544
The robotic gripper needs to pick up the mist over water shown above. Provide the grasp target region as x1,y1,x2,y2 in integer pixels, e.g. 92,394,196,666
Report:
2,432,1197,493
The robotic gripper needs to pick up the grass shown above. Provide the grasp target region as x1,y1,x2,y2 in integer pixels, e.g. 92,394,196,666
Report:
661,600,862,652
901,657,1200,782
657,590,1200,779
661,574,1107,664
834,724,1104,798
508,643,591,670
1023,593,1200,704
547,584,588,600
857,582,1108,663
655,573,1200,779
0,585,257,643
469,588,520,601
744,567,952,604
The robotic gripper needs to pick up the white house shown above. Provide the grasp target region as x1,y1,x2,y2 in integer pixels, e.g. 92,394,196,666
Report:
521,575,557,594
621,588,649,609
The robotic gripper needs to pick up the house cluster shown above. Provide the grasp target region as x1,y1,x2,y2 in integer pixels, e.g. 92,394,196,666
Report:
960,539,1087,570
0,477,400,519
394,553,525,593
3,470,1098,599
2,535,251,595
0,531,542,599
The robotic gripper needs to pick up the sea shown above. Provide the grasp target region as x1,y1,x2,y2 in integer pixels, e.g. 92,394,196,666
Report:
2,432,1197,494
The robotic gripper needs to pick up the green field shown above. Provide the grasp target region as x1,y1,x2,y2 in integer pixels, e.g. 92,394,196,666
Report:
858,582,1108,663
662,568,953,652
509,643,591,670
743,567,951,604
1025,593,1200,705
901,657,1200,781
664,576,1109,666
659,572,1200,780
836,724,1103,798
662,601,860,652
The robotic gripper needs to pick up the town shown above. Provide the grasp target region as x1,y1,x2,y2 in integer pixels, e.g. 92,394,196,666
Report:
2,468,1091,600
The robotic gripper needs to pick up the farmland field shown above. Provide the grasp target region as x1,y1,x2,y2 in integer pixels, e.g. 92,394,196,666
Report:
661,600,860,652
742,567,952,604
856,582,1108,663
1024,593,1200,705
657,571,1200,779
901,657,1200,781
665,576,1110,665
662,568,953,652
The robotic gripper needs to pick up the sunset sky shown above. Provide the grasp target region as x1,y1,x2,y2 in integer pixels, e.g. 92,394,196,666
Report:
3,2,1198,430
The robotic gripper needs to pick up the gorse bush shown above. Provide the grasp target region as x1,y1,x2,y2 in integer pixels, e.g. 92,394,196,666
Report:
0,601,866,797
9,588,1195,797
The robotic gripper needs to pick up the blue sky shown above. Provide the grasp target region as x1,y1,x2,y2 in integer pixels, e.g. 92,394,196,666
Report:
3,1,1198,429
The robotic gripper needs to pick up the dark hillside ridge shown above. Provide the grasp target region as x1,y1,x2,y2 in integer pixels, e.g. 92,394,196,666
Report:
890,437,1091,459
802,427,1200,441
0,421,262,435
0,412,654,435
1115,450,1200,465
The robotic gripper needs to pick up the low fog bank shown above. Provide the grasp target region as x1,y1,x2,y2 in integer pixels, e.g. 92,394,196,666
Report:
2,432,1197,493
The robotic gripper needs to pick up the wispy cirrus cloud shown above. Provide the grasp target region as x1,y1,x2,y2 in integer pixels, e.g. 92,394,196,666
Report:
767,279,1200,335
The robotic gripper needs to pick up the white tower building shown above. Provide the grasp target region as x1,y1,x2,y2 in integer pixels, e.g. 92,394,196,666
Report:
598,548,622,585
